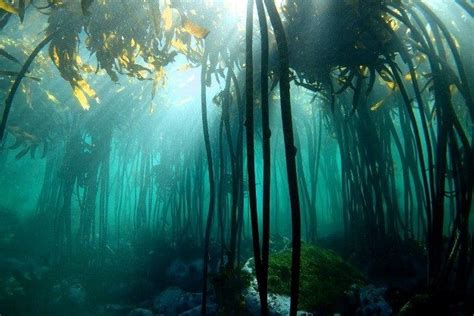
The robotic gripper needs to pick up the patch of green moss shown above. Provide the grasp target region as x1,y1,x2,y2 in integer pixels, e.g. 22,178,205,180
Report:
268,244,365,311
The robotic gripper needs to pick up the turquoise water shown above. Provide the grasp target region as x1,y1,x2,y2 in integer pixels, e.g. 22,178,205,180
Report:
0,1,473,315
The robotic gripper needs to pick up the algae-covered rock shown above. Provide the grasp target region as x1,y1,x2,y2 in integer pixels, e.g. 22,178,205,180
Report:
165,259,203,291
266,244,365,311
243,258,304,315
359,285,392,316
153,287,203,315
128,308,153,316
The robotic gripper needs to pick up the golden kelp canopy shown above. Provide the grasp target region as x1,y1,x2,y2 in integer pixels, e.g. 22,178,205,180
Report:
34,0,212,110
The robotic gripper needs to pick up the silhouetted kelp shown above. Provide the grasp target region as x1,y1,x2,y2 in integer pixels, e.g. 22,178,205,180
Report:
0,0,472,315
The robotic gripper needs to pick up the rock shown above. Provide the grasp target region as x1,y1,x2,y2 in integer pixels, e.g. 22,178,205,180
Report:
243,258,306,316
0,256,49,281
359,285,392,316
106,279,154,301
179,302,218,315
68,283,87,306
365,239,427,293
268,293,291,315
153,287,205,315
106,281,130,299
242,257,254,275
0,275,25,298
128,308,153,316
165,259,203,291
103,303,134,312
244,284,293,316
243,282,260,315
48,280,89,313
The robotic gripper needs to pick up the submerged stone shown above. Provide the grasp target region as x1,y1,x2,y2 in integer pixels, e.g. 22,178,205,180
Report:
165,259,203,291
153,287,207,315
243,258,307,315
359,285,392,316
179,302,218,316
128,308,153,316
68,283,87,306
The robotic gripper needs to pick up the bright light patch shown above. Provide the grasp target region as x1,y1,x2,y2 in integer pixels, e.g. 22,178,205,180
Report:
224,0,248,18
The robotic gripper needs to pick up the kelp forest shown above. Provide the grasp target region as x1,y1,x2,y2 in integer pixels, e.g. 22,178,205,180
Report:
0,0,473,315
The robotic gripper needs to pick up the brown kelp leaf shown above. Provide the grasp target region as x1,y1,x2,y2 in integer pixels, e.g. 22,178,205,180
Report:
0,0,18,14
73,86,90,110
52,46,60,67
182,17,209,39
71,77,98,109
151,67,166,99
378,67,393,82
171,38,188,53
162,7,174,31
45,91,60,104
75,79,98,100
358,65,369,77
386,81,397,91
449,84,458,94
377,67,397,90
370,99,385,111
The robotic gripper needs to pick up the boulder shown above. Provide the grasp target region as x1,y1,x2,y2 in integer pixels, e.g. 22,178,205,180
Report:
179,302,218,316
153,287,205,315
243,258,305,316
165,259,203,291
68,283,87,306
359,285,392,316
128,308,153,316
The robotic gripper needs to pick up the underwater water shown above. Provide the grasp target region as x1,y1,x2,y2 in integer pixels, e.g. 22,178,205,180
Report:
0,0,473,315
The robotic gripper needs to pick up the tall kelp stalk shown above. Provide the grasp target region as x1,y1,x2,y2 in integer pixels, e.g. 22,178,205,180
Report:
226,67,240,268
385,2,473,292
256,0,272,309
200,47,216,315
217,107,226,264
327,88,398,253
306,110,323,243
294,125,317,243
416,3,473,291
229,69,246,268
77,128,103,248
245,0,268,313
1,0,473,313
264,0,302,314
55,130,81,259
281,0,473,299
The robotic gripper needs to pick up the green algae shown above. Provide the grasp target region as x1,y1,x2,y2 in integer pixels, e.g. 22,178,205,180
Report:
267,244,365,310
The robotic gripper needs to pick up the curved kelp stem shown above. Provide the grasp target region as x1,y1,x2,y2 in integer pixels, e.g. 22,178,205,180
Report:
256,0,271,310
200,46,216,315
263,0,302,314
380,9,438,235
416,2,474,122
245,0,268,314
0,31,57,141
